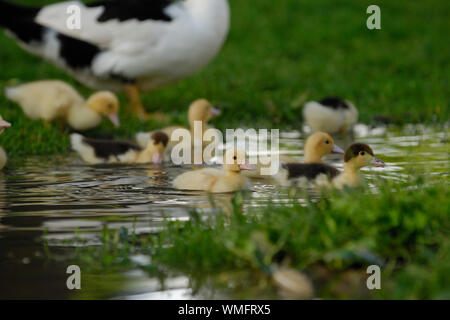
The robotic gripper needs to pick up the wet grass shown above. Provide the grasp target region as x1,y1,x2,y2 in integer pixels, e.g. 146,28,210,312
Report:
0,0,449,156
65,177,450,299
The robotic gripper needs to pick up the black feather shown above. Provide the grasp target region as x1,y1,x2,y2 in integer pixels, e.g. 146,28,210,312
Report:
283,162,340,180
87,0,175,22
83,137,142,160
319,97,350,110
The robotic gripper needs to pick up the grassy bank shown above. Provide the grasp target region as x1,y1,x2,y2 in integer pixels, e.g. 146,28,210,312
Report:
0,0,449,156
64,178,449,299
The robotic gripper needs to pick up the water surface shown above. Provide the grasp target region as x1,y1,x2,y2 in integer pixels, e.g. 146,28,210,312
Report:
0,124,448,299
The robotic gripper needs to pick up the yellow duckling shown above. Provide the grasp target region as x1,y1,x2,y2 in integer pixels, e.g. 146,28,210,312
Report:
70,131,168,165
136,99,220,152
303,97,358,134
5,80,120,130
173,148,254,193
332,143,385,189
247,131,344,179
0,116,11,170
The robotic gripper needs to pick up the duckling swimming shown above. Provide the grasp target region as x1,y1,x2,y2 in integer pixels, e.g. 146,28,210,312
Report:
5,80,120,130
248,131,344,179
173,148,254,193
136,99,220,153
332,143,385,189
303,97,358,134
0,116,11,170
71,131,168,165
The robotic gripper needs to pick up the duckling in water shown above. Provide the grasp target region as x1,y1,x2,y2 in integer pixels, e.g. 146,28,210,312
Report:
332,143,385,189
0,116,11,170
248,132,344,179
71,131,169,165
303,97,358,134
5,80,120,130
173,149,254,193
136,99,220,153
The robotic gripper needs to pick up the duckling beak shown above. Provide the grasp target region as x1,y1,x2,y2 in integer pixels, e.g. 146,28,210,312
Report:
0,119,11,130
152,152,164,165
239,161,255,171
331,144,345,154
372,156,385,167
211,107,221,117
108,113,120,127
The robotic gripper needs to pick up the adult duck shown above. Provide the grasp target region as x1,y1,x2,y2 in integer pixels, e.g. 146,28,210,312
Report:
0,0,230,120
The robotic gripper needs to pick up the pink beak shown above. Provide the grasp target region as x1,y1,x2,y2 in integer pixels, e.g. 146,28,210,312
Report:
108,113,120,127
211,107,221,117
239,161,255,171
0,119,11,130
152,152,163,165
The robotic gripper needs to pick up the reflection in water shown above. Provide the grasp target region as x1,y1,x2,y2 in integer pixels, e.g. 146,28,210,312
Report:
0,125,448,299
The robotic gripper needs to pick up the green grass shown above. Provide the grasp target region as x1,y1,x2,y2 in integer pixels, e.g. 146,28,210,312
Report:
0,0,449,156
66,177,450,299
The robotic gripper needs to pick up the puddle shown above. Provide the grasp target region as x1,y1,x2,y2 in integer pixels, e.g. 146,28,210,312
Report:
0,124,448,299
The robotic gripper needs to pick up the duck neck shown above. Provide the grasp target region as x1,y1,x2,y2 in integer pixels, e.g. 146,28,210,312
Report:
343,161,361,178
67,104,102,131
305,152,323,163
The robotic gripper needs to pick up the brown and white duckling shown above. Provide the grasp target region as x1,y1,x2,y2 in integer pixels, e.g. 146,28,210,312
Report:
332,143,385,189
70,131,168,165
136,99,220,152
250,131,344,180
0,116,11,170
303,97,358,134
173,149,254,193
5,80,120,130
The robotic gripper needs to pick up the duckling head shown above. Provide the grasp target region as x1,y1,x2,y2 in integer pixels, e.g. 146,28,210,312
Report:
0,116,11,135
145,131,169,164
223,148,255,173
188,99,220,127
304,132,344,163
86,91,120,127
344,143,385,168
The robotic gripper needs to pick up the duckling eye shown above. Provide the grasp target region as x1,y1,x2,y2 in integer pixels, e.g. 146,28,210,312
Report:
325,140,330,144
360,151,365,156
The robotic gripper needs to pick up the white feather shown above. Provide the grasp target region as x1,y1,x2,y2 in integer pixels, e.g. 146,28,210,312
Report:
34,0,230,91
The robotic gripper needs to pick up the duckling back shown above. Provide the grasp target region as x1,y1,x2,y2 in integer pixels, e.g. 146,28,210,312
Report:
5,80,83,121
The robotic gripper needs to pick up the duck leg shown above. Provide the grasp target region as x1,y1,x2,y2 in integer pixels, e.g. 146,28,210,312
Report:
124,84,151,120
124,84,170,122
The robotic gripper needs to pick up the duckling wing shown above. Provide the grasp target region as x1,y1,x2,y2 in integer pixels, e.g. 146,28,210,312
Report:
35,0,178,47
173,168,222,191
74,135,142,164
283,163,340,180
5,81,80,121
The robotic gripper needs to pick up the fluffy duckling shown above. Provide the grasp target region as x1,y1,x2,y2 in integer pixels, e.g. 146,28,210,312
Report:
71,131,168,165
0,116,11,170
5,80,120,130
136,99,220,152
303,97,358,134
173,149,254,193
332,143,385,189
249,132,344,180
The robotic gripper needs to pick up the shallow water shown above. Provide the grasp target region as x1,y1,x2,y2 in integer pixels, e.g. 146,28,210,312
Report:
0,124,448,299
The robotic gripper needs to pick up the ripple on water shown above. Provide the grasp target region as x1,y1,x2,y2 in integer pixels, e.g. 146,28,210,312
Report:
0,124,448,299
